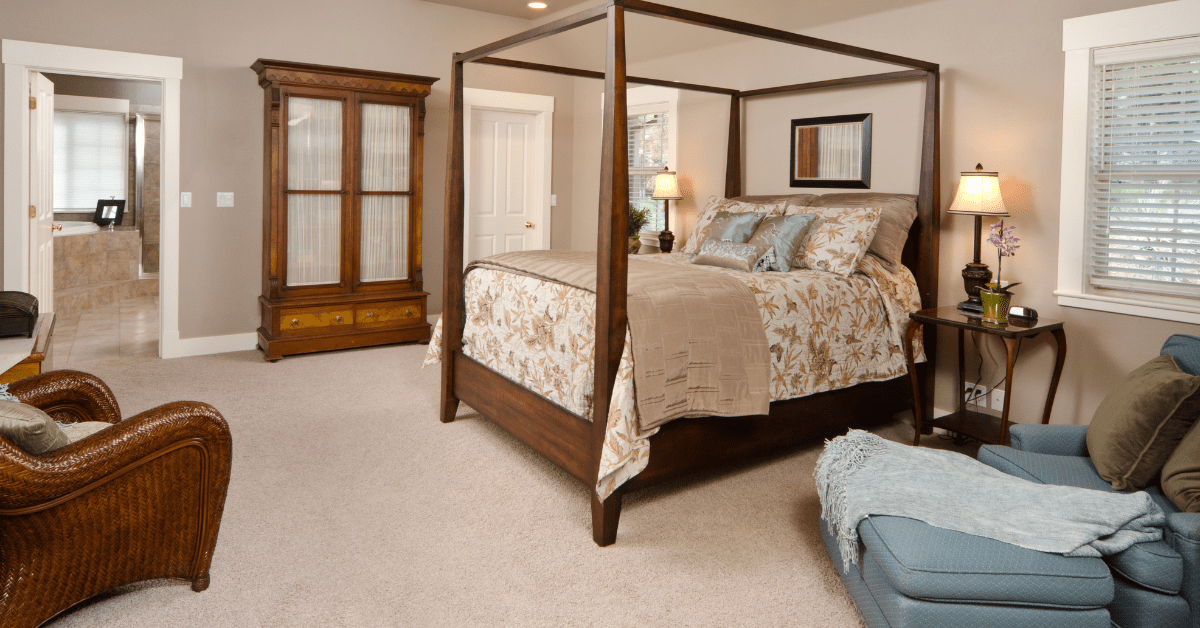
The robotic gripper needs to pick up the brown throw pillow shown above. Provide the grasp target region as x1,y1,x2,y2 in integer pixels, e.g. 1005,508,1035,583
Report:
1087,354,1200,491
1162,421,1200,512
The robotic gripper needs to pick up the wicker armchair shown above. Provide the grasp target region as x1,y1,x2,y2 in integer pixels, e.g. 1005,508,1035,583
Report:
0,370,232,628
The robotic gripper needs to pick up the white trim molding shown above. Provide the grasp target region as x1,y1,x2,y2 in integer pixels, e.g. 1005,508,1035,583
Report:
3,40,186,358
163,331,258,359
1056,0,1200,321
462,88,554,265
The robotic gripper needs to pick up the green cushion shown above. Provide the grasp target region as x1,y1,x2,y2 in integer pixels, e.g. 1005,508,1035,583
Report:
0,399,69,455
1162,419,1200,512
1087,354,1200,491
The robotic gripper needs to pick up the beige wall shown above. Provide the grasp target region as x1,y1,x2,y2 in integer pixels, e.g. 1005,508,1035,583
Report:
0,0,575,340
593,0,1186,427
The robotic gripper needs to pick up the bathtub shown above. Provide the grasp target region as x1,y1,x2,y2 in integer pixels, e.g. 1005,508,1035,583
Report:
54,221,101,237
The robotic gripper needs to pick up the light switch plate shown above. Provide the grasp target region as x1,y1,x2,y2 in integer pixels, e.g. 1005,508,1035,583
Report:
180,192,192,208
217,192,234,208
551,194,557,207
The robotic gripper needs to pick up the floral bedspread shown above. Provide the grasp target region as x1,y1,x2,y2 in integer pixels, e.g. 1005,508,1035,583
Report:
424,252,924,499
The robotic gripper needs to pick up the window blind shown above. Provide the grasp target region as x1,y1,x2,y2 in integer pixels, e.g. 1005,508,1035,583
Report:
1088,39,1200,297
53,110,127,210
628,107,669,231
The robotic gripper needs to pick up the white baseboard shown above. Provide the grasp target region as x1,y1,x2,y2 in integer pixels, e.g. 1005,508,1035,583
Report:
161,331,257,359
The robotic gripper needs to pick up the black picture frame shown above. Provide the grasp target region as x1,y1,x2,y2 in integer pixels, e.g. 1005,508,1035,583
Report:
93,199,126,227
789,113,872,189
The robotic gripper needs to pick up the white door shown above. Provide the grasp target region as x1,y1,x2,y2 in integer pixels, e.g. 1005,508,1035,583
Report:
28,72,54,312
467,108,543,262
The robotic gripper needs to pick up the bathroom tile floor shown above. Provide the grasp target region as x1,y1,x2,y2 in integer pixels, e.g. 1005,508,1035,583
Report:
52,296,159,367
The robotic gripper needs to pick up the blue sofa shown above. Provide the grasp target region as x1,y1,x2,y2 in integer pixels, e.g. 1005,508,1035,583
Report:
976,333,1200,628
824,335,1200,628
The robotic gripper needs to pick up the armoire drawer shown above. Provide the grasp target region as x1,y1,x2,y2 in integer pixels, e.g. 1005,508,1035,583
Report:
355,300,423,329
279,306,354,336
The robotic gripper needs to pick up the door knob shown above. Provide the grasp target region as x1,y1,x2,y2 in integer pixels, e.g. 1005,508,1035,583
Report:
525,222,533,229
52,224,62,231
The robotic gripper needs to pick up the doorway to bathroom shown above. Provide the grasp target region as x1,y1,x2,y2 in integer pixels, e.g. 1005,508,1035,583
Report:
4,40,184,360
45,74,161,363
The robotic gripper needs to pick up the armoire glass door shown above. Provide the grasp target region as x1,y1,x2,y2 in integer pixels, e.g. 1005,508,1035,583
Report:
286,96,343,287
359,102,411,283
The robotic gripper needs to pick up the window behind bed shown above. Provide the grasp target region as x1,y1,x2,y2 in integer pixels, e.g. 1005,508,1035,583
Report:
628,103,670,232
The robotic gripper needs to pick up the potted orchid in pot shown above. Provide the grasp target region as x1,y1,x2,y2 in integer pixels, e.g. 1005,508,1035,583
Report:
981,220,1021,324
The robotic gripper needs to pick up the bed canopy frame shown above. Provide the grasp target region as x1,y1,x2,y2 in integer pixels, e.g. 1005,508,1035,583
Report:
440,0,940,546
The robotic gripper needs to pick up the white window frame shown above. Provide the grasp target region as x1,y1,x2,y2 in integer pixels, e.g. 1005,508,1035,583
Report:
604,86,679,235
1056,0,1200,323
52,94,130,213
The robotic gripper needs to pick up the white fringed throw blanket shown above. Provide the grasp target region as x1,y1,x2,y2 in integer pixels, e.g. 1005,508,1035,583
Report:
815,430,1166,573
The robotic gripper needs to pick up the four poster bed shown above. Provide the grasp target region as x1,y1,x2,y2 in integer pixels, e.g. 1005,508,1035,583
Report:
435,0,941,546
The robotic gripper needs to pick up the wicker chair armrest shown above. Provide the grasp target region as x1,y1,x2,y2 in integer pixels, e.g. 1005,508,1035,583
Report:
0,400,231,513
6,370,121,425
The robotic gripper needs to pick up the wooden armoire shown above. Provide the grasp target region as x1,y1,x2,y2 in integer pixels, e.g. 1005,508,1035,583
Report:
252,60,438,361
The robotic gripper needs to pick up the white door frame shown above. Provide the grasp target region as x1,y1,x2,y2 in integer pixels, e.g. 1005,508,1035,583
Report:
463,88,553,266
3,40,183,358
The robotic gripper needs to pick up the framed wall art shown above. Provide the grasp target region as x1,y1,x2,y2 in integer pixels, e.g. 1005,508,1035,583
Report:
789,113,872,189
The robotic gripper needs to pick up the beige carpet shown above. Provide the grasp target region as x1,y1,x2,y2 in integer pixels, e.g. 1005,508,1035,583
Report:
44,344,974,627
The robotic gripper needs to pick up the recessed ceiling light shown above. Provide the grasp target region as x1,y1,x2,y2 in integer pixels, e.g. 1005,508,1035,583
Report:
528,2,548,8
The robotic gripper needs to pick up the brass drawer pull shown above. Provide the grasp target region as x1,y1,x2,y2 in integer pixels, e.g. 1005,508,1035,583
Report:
335,315,343,323
405,308,414,317
365,312,374,318
291,318,299,327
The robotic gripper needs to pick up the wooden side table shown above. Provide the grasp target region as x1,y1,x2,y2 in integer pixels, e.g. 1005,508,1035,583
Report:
0,313,56,385
903,306,1066,446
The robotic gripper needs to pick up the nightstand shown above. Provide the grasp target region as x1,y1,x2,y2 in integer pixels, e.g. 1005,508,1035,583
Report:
902,306,1066,446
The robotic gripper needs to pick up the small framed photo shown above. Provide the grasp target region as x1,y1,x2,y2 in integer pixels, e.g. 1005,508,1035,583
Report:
93,199,126,227
790,113,872,189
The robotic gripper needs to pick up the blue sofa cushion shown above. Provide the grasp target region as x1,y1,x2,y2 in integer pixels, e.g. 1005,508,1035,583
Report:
978,445,1184,595
1162,334,1200,377
977,445,1114,492
857,515,1113,609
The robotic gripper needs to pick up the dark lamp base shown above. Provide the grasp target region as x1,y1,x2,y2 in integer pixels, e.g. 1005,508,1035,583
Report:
658,229,675,254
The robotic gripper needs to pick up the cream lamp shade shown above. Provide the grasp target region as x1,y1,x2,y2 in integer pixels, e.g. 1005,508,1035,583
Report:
946,163,1009,216
651,168,682,200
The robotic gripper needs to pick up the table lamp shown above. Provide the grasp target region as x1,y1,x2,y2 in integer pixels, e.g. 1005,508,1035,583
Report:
651,166,682,253
947,164,1009,313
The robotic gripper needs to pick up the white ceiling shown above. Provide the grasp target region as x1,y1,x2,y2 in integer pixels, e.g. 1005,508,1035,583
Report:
419,0,593,20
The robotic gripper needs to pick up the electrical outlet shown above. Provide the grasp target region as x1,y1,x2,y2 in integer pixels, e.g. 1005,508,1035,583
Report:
990,387,1006,410
551,194,557,207
963,382,986,404
180,192,191,208
217,192,234,208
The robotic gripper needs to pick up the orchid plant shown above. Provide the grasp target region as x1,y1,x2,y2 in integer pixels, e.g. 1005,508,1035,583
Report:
986,220,1021,294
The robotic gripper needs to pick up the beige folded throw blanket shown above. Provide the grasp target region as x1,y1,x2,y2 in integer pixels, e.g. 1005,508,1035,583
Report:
467,250,771,429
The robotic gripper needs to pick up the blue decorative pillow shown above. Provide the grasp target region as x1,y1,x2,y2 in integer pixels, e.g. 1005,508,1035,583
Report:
1162,334,1200,376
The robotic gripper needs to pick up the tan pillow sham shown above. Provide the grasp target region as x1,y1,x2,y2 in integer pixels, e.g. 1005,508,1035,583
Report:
793,206,882,276
805,193,917,272
1087,354,1200,491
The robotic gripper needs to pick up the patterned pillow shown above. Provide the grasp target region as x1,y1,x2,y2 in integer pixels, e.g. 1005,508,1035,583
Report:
694,211,765,249
748,213,819,272
794,206,882,276
682,196,787,254
692,240,775,273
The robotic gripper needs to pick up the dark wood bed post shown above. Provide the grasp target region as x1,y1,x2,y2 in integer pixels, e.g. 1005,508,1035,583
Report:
440,60,466,424
591,1,630,547
916,68,941,425
725,94,742,197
